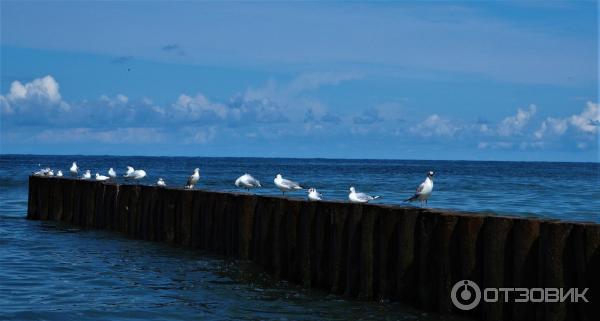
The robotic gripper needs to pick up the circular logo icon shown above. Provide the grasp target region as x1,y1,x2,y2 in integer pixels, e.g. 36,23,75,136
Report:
451,280,481,311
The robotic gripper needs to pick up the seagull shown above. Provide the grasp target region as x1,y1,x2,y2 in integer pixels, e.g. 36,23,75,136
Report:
33,168,52,176
123,166,135,178
404,171,434,206
47,169,54,176
56,170,63,177
157,178,166,187
348,186,380,203
95,173,110,181
185,168,200,189
130,169,146,180
81,170,91,180
70,162,78,176
235,173,261,190
108,168,117,179
307,188,323,201
274,174,303,196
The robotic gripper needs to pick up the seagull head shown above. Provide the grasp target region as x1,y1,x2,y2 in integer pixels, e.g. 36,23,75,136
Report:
276,174,282,179
308,188,314,193
349,186,355,193
428,171,434,177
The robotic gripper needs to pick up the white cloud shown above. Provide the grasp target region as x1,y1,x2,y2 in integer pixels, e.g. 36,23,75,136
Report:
534,101,599,139
233,72,359,124
410,114,460,137
99,94,129,107
0,75,70,115
497,104,536,136
172,94,231,120
534,117,568,139
8,75,61,102
569,101,599,134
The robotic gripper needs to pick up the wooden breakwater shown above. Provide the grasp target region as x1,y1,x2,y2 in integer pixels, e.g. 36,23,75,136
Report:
26,176,599,321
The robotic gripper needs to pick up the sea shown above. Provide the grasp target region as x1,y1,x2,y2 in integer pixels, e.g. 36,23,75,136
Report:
1,154,599,321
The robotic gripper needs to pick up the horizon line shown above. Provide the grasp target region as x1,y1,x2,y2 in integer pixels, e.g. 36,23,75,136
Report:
1,153,598,164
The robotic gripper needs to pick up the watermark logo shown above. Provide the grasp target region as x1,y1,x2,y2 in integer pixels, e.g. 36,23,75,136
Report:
451,280,481,310
451,280,590,311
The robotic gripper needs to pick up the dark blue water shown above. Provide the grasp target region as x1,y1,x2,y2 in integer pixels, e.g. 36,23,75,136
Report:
1,155,599,321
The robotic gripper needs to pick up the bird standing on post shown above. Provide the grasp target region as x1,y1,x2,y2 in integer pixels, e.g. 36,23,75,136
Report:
81,170,91,180
185,168,200,189
274,174,303,196
404,171,434,206
70,162,78,176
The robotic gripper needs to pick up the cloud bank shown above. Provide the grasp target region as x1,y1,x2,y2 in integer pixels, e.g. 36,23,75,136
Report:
1,75,598,158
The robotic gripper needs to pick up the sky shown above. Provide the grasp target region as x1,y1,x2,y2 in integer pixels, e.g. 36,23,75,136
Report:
1,1,598,162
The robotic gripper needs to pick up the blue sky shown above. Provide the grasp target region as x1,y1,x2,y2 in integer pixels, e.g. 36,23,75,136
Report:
1,1,598,161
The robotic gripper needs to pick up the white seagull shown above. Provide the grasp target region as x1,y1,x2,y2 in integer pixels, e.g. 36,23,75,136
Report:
307,188,323,201
81,170,91,180
70,162,78,176
33,168,52,176
157,178,166,187
185,168,200,189
274,174,303,196
56,170,63,177
348,186,380,203
123,166,135,178
405,171,434,206
108,168,117,179
95,173,110,181
235,173,261,190
130,169,147,180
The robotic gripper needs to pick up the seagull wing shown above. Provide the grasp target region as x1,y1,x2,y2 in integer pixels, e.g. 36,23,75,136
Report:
355,192,373,201
416,181,426,194
281,178,302,189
